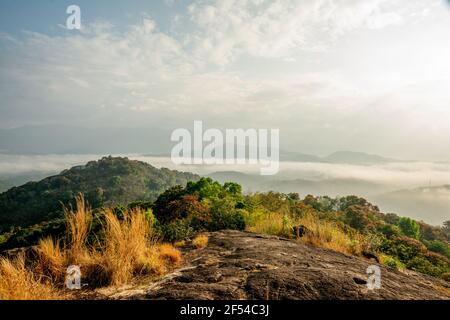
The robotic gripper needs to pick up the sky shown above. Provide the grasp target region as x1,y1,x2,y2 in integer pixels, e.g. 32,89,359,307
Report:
1,0,450,160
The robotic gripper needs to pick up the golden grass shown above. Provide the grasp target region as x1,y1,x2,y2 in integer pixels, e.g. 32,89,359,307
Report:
158,244,183,265
246,213,288,237
246,211,364,256
65,194,93,265
174,240,186,248
100,208,161,286
1,194,183,299
0,254,63,300
296,212,364,256
36,237,66,282
192,235,209,249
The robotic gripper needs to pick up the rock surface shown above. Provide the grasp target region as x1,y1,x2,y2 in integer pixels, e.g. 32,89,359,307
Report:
107,230,450,300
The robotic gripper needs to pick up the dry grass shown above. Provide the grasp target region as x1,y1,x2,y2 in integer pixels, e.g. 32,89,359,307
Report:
158,244,183,265
246,211,364,256
65,194,93,265
36,237,66,282
296,212,364,256
174,240,186,248
0,254,64,300
99,208,163,286
192,235,209,249
1,194,183,299
246,212,288,237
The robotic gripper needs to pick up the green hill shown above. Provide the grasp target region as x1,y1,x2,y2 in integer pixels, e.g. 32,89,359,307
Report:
0,156,199,233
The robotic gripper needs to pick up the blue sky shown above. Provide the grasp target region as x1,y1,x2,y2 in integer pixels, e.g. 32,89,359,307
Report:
1,0,450,160
0,0,189,36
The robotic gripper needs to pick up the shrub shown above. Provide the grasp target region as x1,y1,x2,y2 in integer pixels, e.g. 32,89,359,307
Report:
406,256,442,277
208,198,245,231
398,217,421,239
441,272,450,281
380,254,404,270
424,240,450,259
161,219,195,242
377,224,401,238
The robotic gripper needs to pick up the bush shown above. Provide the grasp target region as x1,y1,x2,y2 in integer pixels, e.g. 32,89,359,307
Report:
398,217,421,239
424,240,450,259
208,198,245,231
406,256,442,277
377,224,401,238
380,254,404,270
161,219,195,242
441,272,450,281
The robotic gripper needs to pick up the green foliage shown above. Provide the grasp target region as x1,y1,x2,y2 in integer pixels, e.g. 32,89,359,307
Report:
186,177,224,200
0,157,199,233
398,217,421,239
1,165,449,282
207,198,245,231
0,219,66,251
152,178,245,241
343,205,373,231
406,256,443,277
381,255,404,270
377,223,401,238
424,240,450,259
161,219,195,243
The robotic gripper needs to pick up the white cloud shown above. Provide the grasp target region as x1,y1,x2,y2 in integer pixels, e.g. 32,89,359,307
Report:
0,0,449,160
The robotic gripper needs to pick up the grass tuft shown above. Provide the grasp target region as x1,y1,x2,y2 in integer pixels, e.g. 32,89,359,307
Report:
0,254,64,300
192,235,209,249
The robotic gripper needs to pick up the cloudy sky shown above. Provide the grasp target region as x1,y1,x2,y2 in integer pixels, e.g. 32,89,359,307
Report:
1,0,450,160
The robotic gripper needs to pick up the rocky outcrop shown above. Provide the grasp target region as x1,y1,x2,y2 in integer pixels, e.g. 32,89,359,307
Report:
140,230,449,300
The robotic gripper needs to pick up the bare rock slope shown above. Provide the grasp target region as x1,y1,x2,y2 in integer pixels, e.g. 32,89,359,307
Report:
142,230,450,300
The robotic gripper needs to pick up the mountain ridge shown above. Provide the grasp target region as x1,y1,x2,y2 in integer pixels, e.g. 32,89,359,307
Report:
0,156,199,232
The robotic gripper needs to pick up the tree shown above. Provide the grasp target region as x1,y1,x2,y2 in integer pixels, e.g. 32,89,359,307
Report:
153,185,186,224
398,217,421,240
186,178,224,199
443,220,450,241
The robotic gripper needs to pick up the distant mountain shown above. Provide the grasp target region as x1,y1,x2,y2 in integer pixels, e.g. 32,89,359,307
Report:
0,171,57,193
279,150,403,165
0,180,9,193
373,185,450,225
208,171,386,197
279,151,322,162
322,151,398,164
0,125,171,154
0,156,199,232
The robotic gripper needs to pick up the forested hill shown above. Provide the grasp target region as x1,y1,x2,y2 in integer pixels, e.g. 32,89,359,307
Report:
0,156,199,232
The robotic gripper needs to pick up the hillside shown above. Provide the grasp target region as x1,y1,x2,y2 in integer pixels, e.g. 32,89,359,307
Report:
108,230,450,300
0,177,449,300
0,156,199,233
